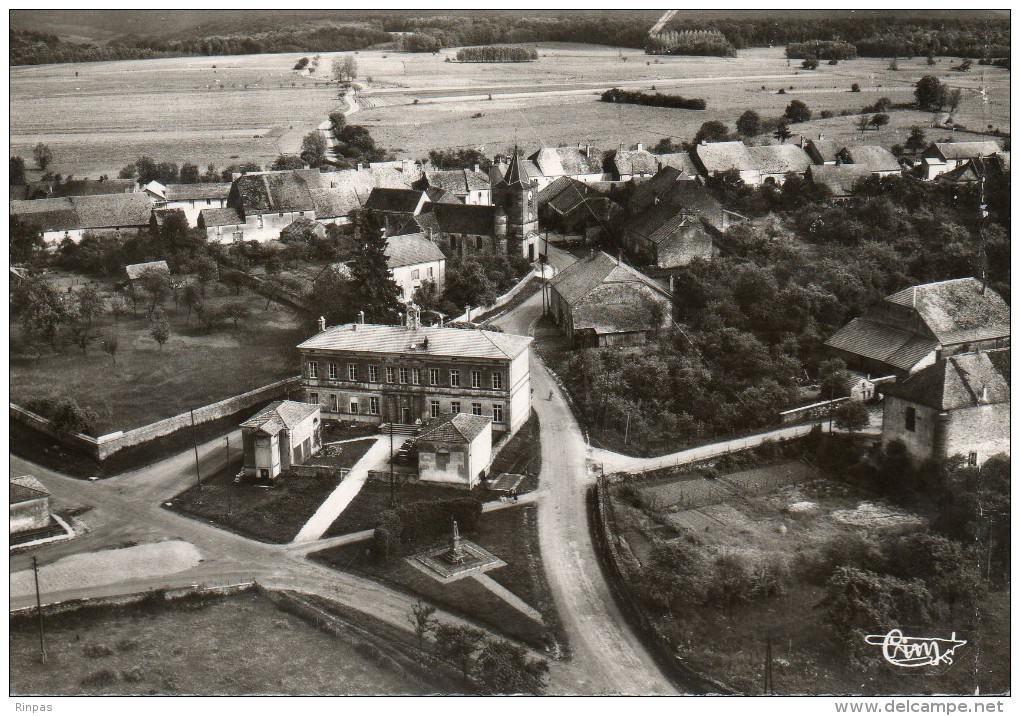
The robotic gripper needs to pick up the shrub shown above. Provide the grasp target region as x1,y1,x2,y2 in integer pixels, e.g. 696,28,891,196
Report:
851,83,861,92
616,483,645,508
80,668,119,688
601,88,706,111
820,109,834,119
83,643,115,658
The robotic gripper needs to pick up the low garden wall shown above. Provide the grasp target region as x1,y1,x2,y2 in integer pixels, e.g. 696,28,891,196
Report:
452,266,540,324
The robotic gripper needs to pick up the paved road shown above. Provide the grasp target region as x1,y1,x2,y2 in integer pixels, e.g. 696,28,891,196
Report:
492,245,677,695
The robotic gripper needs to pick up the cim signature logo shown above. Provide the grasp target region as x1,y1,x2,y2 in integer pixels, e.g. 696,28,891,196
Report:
864,629,967,668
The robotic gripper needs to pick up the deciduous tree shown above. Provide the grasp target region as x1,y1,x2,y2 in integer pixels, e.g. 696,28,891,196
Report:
33,143,53,170
407,600,437,647
736,109,762,137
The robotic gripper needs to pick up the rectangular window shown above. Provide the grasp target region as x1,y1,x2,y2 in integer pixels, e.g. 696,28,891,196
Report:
471,371,481,389
427,266,434,278
412,368,421,385
386,366,395,383
349,400,359,414
329,394,339,412
308,361,318,378
491,372,503,390
430,400,440,418
492,404,504,423
471,402,483,416
308,392,319,405
348,363,357,381
328,362,338,380
399,367,409,384
968,452,978,466
411,269,420,280
451,401,461,414
904,407,916,432
429,368,440,386
369,397,380,415
450,370,460,387
369,365,379,382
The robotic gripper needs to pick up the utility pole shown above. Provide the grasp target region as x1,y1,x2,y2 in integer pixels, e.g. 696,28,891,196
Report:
224,435,230,465
764,636,774,695
191,408,201,489
389,420,395,508
32,556,46,664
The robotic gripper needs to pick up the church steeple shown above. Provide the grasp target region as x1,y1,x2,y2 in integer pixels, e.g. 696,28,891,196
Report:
503,147,533,188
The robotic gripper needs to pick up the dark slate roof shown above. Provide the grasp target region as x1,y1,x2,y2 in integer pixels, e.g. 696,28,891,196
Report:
930,141,1002,162
429,203,495,235
364,187,427,213
239,400,319,436
502,152,536,187
418,412,491,443
164,183,232,201
386,233,447,268
10,475,49,504
200,207,245,227
825,317,939,372
550,250,669,306
623,202,696,245
539,176,609,216
884,350,1010,410
425,186,461,205
885,278,1010,345
747,144,813,174
10,193,153,231
300,323,531,360
838,145,901,173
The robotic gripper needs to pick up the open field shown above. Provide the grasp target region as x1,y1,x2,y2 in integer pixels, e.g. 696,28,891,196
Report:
10,274,303,433
10,589,431,695
608,468,1010,695
12,44,1008,178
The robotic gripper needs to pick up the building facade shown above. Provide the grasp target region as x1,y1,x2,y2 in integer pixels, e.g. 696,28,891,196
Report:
239,400,322,481
10,476,52,535
416,413,493,488
298,313,532,435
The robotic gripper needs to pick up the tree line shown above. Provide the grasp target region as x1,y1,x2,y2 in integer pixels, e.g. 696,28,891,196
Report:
646,29,736,57
600,88,706,111
454,45,538,62
785,40,857,60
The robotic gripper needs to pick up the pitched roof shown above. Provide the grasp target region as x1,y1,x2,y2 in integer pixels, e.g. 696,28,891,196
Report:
839,145,901,173
747,144,813,175
425,186,461,205
298,323,532,360
239,400,319,436
931,141,1002,161
806,138,840,163
386,233,446,268
164,183,232,202
30,178,136,199
10,475,49,504
230,170,326,214
613,148,659,177
884,350,1010,410
571,281,669,335
423,168,490,196
623,202,696,245
807,164,873,196
428,203,495,235
125,260,170,281
629,169,726,228
419,412,491,443
364,187,427,213
502,152,537,187
10,193,153,231
550,250,669,306
694,141,757,173
654,152,699,178
529,146,606,177
200,207,245,227
539,176,607,216
885,278,1010,345
824,317,940,372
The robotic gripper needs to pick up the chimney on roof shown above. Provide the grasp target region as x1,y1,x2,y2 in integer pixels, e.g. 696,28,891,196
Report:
357,163,363,172
636,143,644,152
357,310,365,324
474,164,480,173
818,133,824,141
317,315,326,332
981,386,989,403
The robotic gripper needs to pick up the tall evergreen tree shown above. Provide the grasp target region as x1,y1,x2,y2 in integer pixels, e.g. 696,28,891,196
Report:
348,213,402,324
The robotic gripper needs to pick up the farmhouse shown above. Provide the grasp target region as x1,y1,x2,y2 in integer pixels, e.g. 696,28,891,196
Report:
619,202,714,270
610,145,660,181
297,309,533,434
10,193,154,245
549,251,672,347
415,167,492,205
10,475,52,535
824,277,1010,378
416,413,493,488
937,152,1011,187
692,141,762,186
537,176,622,234
527,145,609,187
25,178,136,200
385,233,447,302
806,164,873,200
144,181,232,226
804,138,840,166
653,152,700,180
239,400,322,482
881,349,1009,466
921,141,1002,180
835,145,901,177
628,168,731,231
746,144,813,184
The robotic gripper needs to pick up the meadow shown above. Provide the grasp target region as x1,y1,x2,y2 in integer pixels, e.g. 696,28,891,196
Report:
11,44,1009,179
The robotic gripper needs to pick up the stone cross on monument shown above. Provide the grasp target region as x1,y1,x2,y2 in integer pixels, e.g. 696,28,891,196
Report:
445,519,465,564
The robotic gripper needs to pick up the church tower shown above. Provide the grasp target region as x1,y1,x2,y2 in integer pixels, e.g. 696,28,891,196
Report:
494,149,538,256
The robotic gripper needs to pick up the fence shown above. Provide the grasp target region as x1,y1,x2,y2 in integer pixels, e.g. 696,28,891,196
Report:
10,581,257,617
778,397,848,425
10,375,301,461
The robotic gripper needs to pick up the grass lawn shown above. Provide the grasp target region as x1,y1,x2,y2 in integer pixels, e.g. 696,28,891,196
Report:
166,438,375,543
9,589,432,695
11,276,304,434
607,470,1010,695
312,504,565,654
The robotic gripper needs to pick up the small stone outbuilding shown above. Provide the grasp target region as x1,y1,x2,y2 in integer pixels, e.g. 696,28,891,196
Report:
240,400,322,482
416,413,493,489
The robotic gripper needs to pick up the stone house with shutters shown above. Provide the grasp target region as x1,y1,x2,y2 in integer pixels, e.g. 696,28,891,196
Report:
297,310,532,435
619,201,714,270
239,400,322,482
881,349,1009,466
416,413,493,488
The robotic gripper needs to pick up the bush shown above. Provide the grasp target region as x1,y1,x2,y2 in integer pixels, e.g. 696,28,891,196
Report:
373,497,484,557
80,668,119,688
616,483,645,508
83,643,115,658
851,83,861,92
601,87,706,111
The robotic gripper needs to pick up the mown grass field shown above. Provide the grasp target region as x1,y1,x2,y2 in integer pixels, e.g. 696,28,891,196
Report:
10,275,303,433
9,589,431,695
12,44,1008,178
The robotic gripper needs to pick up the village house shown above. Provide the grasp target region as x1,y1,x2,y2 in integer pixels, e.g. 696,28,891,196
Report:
628,168,733,231
144,181,232,226
619,201,714,270
746,144,814,184
692,140,762,186
239,400,322,482
806,164,875,200
609,145,660,181
881,349,1009,466
653,152,701,180
414,167,492,205
803,137,840,166
297,309,533,434
549,251,673,348
527,145,609,188
24,177,136,200
415,412,493,488
835,145,902,178
10,192,154,245
937,152,1011,188
365,187,431,225
824,277,1010,379
537,176,622,235
385,233,448,302
920,141,1002,181
9,475,53,536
